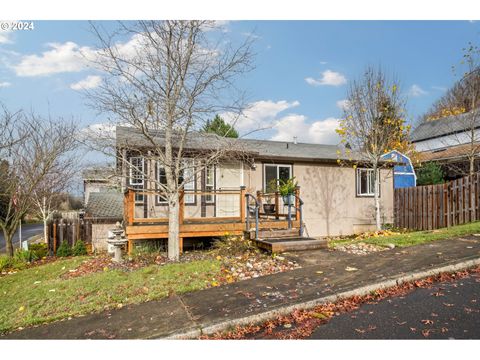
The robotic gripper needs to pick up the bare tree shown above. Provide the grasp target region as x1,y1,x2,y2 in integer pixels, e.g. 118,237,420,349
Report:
0,110,79,257
85,21,254,260
337,66,409,230
28,116,79,246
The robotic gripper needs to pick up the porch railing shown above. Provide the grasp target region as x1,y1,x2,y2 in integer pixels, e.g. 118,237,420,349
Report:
124,187,247,226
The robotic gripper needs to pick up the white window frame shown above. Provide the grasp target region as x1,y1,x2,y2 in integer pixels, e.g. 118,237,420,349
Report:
205,165,215,204
129,156,144,203
356,168,380,197
182,159,196,205
156,163,168,205
263,164,292,192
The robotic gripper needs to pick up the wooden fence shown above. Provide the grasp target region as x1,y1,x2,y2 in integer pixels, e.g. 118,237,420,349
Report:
394,174,480,230
47,219,93,255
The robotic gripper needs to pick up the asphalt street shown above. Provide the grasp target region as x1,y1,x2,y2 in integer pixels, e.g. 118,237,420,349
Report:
0,223,44,252
309,274,480,339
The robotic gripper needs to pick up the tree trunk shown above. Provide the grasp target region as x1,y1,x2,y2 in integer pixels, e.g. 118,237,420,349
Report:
167,192,180,261
3,229,14,257
43,218,48,245
374,167,382,230
470,156,475,176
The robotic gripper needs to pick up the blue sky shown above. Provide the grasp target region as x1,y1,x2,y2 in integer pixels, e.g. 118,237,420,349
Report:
1,20,480,145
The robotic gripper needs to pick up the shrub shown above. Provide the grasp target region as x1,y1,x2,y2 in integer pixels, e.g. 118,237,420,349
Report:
14,249,37,263
29,243,48,259
72,240,88,256
56,241,72,257
0,255,13,272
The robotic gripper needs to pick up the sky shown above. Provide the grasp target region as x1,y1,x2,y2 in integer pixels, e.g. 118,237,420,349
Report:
1,20,480,147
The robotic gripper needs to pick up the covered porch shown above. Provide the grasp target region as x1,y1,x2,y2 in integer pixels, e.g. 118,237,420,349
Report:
123,186,305,253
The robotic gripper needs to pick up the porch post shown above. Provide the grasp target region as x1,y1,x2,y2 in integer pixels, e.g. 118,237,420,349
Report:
275,191,279,219
240,186,246,222
128,188,135,226
179,189,185,254
295,186,300,221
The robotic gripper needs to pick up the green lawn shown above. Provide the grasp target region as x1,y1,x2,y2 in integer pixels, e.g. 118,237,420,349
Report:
0,257,220,334
329,221,480,248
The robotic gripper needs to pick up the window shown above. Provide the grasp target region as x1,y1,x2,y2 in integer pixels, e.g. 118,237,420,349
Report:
182,160,195,204
129,157,144,202
356,168,379,197
264,164,292,192
157,164,167,204
156,160,196,205
205,165,215,203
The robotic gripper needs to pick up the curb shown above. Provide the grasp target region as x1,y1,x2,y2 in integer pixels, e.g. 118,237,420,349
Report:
162,256,480,339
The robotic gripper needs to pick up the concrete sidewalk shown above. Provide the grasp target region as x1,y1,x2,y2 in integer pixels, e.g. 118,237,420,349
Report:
3,236,480,339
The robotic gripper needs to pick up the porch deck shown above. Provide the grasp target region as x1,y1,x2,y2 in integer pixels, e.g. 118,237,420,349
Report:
123,187,303,253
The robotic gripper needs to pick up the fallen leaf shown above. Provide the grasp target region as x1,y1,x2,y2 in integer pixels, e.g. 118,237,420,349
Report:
443,303,455,307
18,306,25,312
421,319,434,325
345,266,358,272
316,271,324,274
355,328,365,333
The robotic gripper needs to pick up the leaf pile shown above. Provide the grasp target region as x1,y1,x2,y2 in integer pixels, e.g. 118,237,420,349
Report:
200,265,480,339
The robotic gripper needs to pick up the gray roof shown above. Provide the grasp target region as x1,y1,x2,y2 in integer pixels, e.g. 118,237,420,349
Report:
115,126,367,163
82,166,116,181
411,111,479,142
85,192,123,219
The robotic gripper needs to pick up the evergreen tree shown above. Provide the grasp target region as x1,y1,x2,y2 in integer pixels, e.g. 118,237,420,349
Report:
416,162,445,186
203,115,239,138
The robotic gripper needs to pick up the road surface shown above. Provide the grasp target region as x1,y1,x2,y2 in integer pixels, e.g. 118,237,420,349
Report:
308,274,480,339
0,223,44,252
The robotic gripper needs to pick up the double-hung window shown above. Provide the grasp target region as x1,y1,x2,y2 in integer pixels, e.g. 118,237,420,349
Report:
156,159,196,205
205,165,215,203
157,164,168,204
182,160,195,204
356,168,379,197
129,156,144,202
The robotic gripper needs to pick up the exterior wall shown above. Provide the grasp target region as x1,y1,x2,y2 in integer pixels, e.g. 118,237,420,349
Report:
244,160,394,237
91,222,117,252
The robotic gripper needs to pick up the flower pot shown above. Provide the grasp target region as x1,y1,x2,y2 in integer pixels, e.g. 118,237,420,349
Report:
282,194,295,205
263,204,275,214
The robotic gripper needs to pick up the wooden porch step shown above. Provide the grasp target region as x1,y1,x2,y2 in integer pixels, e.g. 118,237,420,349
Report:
249,228,300,240
253,237,327,253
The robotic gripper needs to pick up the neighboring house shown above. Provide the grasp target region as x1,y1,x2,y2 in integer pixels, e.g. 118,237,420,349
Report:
116,126,395,252
381,150,416,189
83,166,120,205
411,111,480,180
84,191,124,252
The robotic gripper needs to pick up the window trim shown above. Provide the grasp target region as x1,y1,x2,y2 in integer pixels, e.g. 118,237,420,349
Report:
356,168,380,198
204,164,215,204
263,163,293,192
129,156,145,203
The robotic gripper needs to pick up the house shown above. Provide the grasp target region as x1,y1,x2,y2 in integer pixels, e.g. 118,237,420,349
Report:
411,111,480,180
116,126,395,253
381,150,416,188
82,166,120,205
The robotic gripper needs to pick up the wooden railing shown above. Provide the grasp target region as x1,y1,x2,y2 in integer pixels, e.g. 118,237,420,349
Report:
124,187,247,226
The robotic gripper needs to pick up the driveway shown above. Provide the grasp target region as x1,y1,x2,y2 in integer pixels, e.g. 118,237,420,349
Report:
0,223,44,252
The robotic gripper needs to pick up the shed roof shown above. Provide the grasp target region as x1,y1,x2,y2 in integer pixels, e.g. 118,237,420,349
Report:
85,192,123,219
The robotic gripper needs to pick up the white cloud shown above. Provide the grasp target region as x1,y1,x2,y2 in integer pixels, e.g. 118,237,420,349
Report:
336,99,351,111
70,75,102,90
0,81,11,88
223,100,300,133
271,115,340,145
0,20,16,44
408,84,428,97
13,41,95,77
432,85,447,92
305,69,347,87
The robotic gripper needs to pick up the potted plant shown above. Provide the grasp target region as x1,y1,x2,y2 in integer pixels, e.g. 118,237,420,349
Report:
279,177,298,205
263,179,278,214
